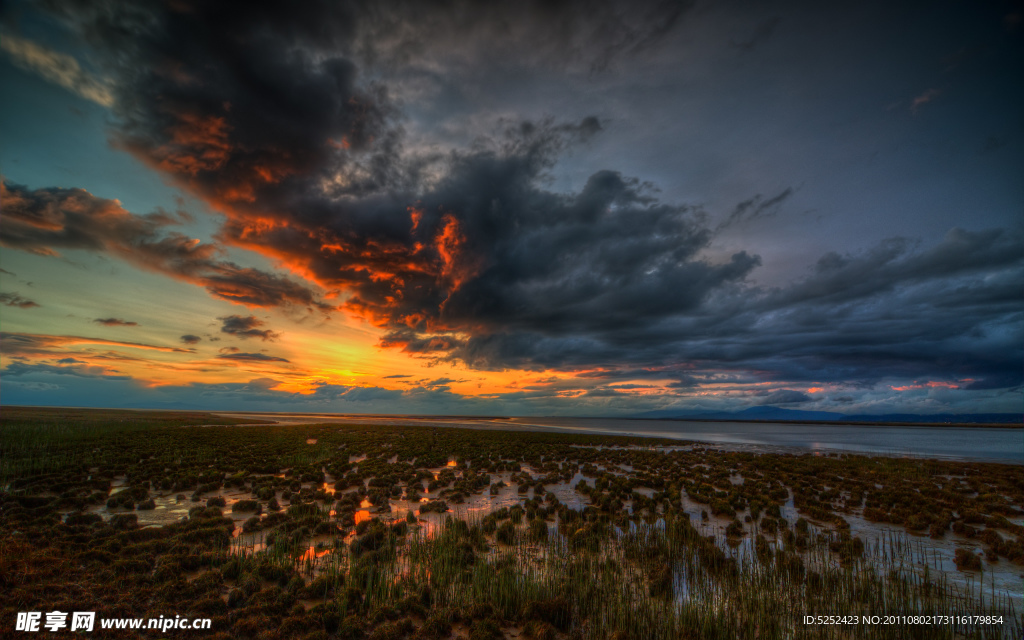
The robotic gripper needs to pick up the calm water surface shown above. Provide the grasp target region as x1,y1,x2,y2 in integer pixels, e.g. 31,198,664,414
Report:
507,417,1024,464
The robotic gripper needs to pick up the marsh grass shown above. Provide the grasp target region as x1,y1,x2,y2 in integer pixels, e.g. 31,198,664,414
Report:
2,407,1022,639
224,512,1019,639
0,407,260,484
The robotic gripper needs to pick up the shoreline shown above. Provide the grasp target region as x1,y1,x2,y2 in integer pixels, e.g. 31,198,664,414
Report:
4,404,1020,428
3,405,1019,464
212,408,1024,428
213,412,1024,466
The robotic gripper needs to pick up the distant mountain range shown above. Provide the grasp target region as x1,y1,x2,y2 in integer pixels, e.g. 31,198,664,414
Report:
104,401,1023,425
633,406,1023,425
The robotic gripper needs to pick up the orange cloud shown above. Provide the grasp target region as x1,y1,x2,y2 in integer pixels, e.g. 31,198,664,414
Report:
1,181,331,312
435,213,479,299
891,380,961,391
153,112,232,177
1,331,194,354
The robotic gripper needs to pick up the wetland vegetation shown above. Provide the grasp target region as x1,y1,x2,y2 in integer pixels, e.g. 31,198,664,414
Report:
1,407,1022,639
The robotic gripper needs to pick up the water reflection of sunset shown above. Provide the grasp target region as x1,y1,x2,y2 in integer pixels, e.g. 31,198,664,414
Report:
299,546,332,563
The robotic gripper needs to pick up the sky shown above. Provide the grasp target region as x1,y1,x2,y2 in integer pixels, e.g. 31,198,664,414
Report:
0,0,1021,417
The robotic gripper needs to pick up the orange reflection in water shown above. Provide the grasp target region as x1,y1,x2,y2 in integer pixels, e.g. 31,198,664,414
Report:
300,547,332,562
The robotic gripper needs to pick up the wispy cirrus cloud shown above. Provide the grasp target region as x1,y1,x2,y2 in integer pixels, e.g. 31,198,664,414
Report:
1,331,194,355
0,181,333,312
0,32,114,106
216,352,290,363
911,88,941,113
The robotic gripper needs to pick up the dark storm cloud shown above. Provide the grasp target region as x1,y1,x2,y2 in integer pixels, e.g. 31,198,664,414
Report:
435,227,1023,392
13,1,708,330
218,315,279,341
94,317,137,327
180,334,201,345
9,1,729,359
12,0,1023,399
379,331,465,355
354,0,690,74
37,0,397,207
216,352,290,363
0,180,332,311
0,292,40,308
375,160,757,336
54,0,753,374
764,228,1024,308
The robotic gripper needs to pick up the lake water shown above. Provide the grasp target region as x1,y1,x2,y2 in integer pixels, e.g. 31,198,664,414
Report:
221,412,1024,464
507,417,1024,464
